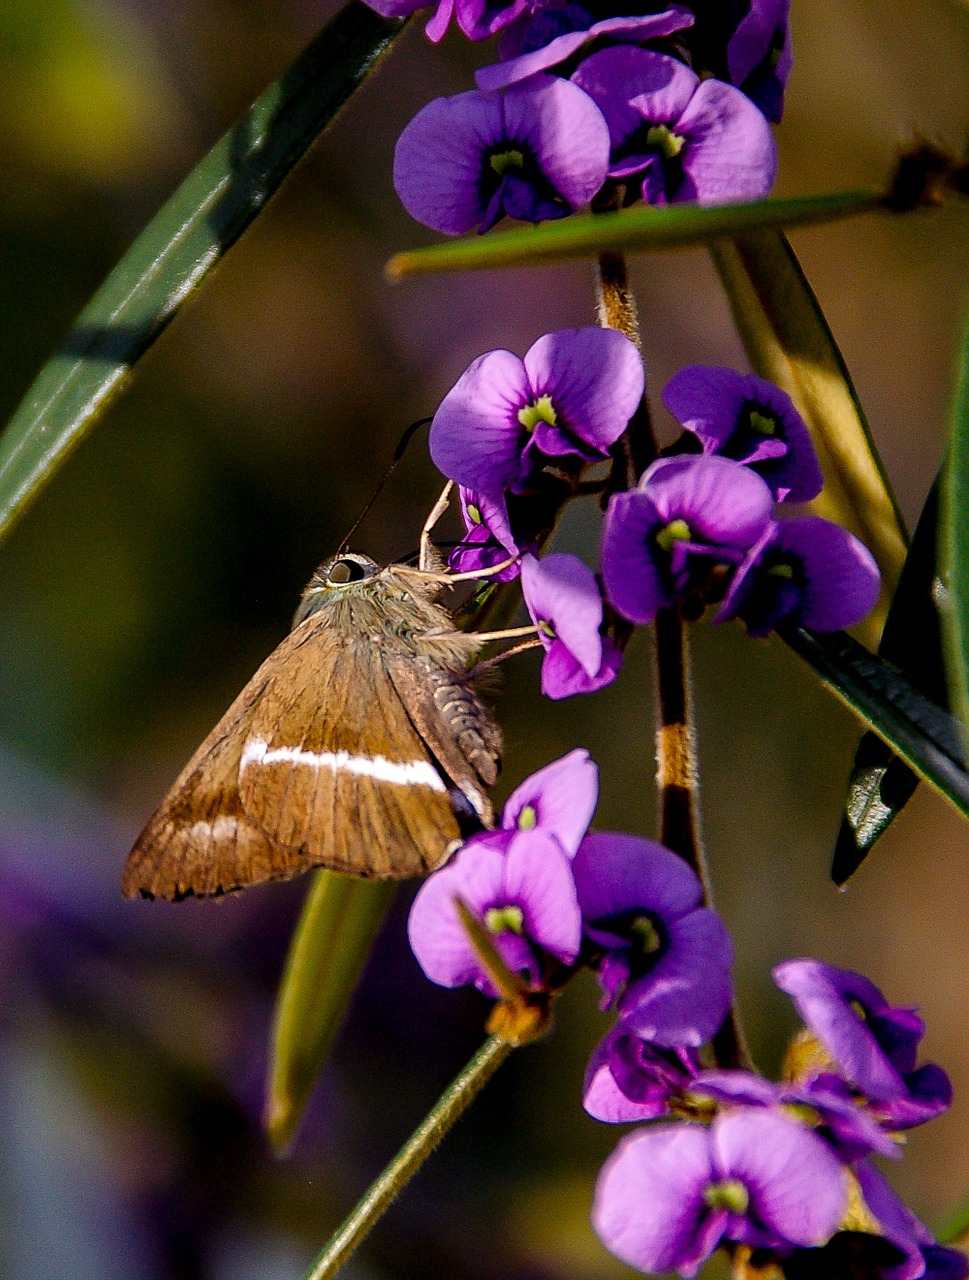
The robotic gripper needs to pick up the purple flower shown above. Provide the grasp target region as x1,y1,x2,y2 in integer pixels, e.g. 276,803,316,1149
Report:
662,365,822,502
855,1161,968,1280
593,1109,847,1277
520,552,622,698
449,488,523,581
499,746,599,855
362,0,529,42
477,5,694,91
692,1068,899,1163
600,455,775,626
572,832,733,1046
584,1020,699,1122
430,327,644,496
407,829,581,996
726,0,793,123
393,76,610,235
774,959,952,1129
718,517,882,636
570,47,777,205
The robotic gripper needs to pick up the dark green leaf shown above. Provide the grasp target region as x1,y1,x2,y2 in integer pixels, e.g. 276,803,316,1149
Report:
0,2,406,547
832,478,948,883
386,191,880,278
266,872,396,1153
943,307,969,736
781,626,969,823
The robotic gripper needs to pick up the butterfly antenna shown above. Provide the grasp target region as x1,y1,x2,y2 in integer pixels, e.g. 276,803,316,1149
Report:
338,416,433,554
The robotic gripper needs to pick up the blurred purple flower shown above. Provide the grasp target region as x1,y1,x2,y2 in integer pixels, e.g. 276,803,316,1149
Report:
407,829,581,996
584,1020,700,1122
693,1068,899,1163
593,1109,847,1277
726,0,793,122
855,1161,969,1280
499,746,599,855
774,959,952,1129
600,455,775,626
361,0,529,42
570,47,777,205
449,488,523,581
478,4,694,91
572,832,733,1046
430,327,643,495
662,365,822,501
718,517,881,636
394,77,610,234
520,552,622,698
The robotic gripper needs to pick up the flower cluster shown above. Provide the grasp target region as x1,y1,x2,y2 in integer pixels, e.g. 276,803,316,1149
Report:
409,752,965,1280
383,0,785,234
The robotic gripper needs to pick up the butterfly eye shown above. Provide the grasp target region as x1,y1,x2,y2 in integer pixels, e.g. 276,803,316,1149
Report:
327,558,369,585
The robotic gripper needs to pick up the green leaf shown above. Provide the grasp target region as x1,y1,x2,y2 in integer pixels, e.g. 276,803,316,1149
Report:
0,2,406,548
943,306,969,736
266,871,396,1154
386,191,880,279
832,477,948,883
710,231,908,645
781,626,969,824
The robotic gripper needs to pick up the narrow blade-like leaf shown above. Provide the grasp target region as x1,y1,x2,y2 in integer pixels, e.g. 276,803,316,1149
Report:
781,626,969,824
943,307,969,735
832,477,948,883
266,872,396,1154
386,191,880,278
711,231,908,643
0,2,406,547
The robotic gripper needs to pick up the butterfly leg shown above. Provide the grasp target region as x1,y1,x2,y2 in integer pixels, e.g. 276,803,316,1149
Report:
420,481,454,571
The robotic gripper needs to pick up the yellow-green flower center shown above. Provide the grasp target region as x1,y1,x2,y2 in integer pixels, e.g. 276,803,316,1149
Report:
490,148,525,177
537,618,556,639
517,804,537,831
748,409,778,436
629,914,662,954
518,394,557,432
656,518,692,553
485,905,524,935
646,124,685,160
466,502,482,525
767,562,795,580
703,1179,749,1214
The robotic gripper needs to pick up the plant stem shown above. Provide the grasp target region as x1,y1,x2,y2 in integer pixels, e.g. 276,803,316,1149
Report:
595,248,749,1072
302,1035,513,1280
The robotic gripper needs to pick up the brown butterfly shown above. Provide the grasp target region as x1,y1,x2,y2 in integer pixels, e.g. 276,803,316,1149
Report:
122,553,502,899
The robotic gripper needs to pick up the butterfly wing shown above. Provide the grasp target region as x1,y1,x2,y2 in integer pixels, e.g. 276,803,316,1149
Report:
122,672,304,899
236,620,463,879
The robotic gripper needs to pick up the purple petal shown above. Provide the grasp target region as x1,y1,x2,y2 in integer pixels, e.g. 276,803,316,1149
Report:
478,7,694,91
540,634,622,699
774,959,909,1102
673,77,778,203
521,552,604,675
500,74,611,211
362,0,430,17
854,1161,930,1280
620,907,734,1047
394,90,507,235
583,1025,693,1122
501,747,598,855
642,455,776,549
573,831,705,926
503,828,582,961
593,1124,721,1277
727,0,791,85
522,327,644,454
407,839,518,990
713,1109,847,1249
455,0,530,41
876,1062,953,1130
662,366,822,502
571,47,699,159
429,348,532,492
450,489,522,581
600,487,668,625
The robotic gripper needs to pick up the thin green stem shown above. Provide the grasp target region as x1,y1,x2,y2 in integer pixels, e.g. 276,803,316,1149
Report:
302,1035,513,1280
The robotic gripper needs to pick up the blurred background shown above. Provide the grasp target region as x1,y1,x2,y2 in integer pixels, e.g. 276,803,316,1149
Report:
1,0,969,1276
